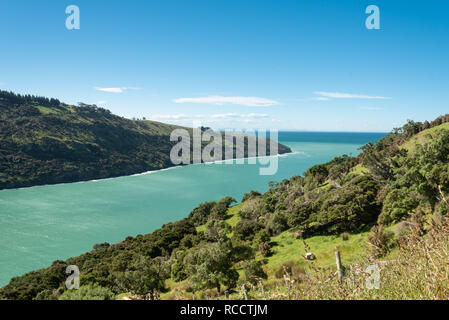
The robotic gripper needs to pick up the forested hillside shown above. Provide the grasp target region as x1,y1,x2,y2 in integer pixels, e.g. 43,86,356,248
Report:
2,115,449,300
0,91,291,190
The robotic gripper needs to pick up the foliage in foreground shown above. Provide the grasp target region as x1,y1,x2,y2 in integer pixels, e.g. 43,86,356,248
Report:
58,284,116,300
274,214,449,300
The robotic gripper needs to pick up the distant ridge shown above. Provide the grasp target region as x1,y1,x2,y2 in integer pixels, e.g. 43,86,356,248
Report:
0,91,291,190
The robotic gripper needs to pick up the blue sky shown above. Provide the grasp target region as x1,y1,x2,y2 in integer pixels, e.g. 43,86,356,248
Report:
0,0,448,132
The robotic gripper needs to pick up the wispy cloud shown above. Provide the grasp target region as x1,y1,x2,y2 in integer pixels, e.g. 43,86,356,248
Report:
151,113,271,121
150,114,204,120
173,95,279,107
313,91,391,100
360,106,383,110
95,87,124,93
149,113,271,123
95,87,141,93
211,113,270,119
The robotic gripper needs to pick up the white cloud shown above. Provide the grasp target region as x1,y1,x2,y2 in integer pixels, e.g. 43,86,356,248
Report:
310,97,330,101
95,87,124,93
150,113,271,121
211,113,270,119
97,101,107,105
173,95,279,107
150,114,204,120
313,91,391,100
95,87,142,93
360,106,383,110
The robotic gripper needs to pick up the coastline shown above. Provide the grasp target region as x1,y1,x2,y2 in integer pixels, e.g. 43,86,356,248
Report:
0,148,294,192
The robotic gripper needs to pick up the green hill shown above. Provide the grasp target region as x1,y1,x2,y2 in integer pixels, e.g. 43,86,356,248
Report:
0,91,291,190
401,122,449,152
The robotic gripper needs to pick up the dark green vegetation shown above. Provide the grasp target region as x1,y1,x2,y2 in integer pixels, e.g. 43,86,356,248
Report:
2,114,449,300
0,91,291,190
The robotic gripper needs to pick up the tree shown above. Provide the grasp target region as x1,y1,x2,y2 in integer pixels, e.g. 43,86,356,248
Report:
184,243,238,293
210,197,237,220
243,261,267,285
188,201,216,226
115,257,168,299
232,219,264,242
253,229,270,247
378,188,419,225
242,190,262,203
267,211,289,235
204,220,231,242
238,197,265,220
392,130,449,210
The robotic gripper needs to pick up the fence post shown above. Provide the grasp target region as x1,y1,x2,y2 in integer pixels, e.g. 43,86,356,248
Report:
335,251,343,284
283,274,291,298
242,284,248,300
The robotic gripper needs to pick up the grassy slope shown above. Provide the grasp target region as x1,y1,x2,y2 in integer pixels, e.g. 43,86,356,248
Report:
165,200,391,300
0,101,186,189
253,123,449,297
400,122,449,152
170,154,408,300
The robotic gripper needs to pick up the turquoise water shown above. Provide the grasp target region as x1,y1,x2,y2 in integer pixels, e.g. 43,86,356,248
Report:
0,132,385,286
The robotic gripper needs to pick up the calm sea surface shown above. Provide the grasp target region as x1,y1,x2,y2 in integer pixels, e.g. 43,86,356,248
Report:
0,131,385,285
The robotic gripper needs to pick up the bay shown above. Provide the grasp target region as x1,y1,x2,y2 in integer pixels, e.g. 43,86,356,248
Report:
0,131,385,286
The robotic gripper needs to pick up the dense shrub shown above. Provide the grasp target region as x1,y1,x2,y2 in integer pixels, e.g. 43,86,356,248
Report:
274,261,305,281
253,229,271,247
366,225,395,258
183,243,239,293
340,232,350,241
378,188,419,225
258,242,271,257
232,219,264,242
243,261,267,285
59,284,115,300
267,211,289,235
242,190,262,203
238,197,266,220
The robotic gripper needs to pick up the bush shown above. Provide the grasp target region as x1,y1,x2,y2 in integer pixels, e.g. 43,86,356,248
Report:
210,197,236,220
274,261,305,281
232,219,263,242
340,232,350,241
184,243,239,293
242,190,262,203
59,284,115,300
366,225,395,258
243,261,267,285
188,201,217,226
268,212,289,235
258,242,271,257
285,216,449,300
253,229,270,247
204,220,231,242
238,197,266,220
378,188,419,225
